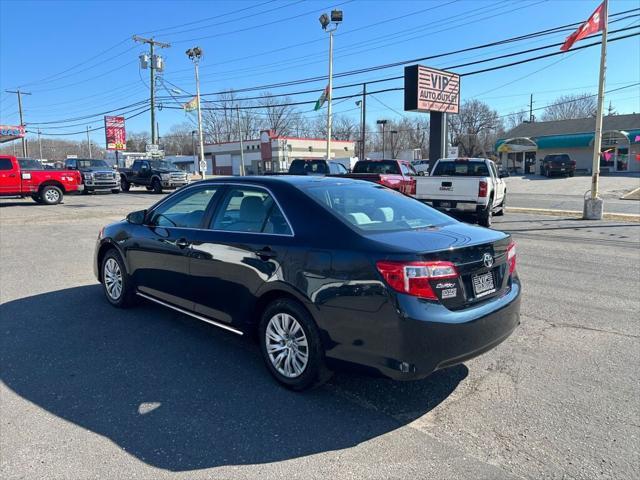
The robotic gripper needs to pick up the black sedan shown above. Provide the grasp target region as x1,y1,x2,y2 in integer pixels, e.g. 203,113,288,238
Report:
94,176,520,390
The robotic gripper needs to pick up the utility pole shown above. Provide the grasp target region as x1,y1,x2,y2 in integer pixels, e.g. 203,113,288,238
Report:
86,126,92,158
133,36,170,145
236,105,246,176
529,94,534,122
37,128,43,160
5,89,31,156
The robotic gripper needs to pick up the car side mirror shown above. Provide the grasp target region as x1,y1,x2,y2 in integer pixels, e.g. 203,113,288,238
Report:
126,209,147,225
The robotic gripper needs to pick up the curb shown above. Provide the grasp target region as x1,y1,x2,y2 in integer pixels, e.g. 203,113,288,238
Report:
620,187,640,200
505,207,640,222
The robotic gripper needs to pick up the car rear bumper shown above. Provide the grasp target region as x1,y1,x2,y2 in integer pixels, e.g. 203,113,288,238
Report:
161,181,188,188
323,278,521,380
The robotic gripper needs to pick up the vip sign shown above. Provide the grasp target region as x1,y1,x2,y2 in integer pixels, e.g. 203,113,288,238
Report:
404,65,460,114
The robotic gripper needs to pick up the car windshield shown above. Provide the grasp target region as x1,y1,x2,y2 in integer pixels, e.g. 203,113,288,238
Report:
151,161,174,170
77,159,109,169
304,183,454,232
432,160,490,176
18,158,43,170
289,160,327,175
353,160,401,175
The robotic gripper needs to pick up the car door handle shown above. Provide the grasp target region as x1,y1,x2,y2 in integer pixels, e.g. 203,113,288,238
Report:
255,247,277,259
176,238,191,249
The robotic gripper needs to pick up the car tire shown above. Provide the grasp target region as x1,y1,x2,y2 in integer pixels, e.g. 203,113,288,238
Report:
568,172,574,177
259,298,331,391
146,186,154,191
40,185,63,205
31,194,43,204
111,189,120,194
101,249,136,308
120,177,130,192
495,193,506,216
152,178,163,194
478,202,493,228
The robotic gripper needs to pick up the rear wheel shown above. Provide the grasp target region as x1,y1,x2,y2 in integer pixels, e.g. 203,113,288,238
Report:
120,177,130,192
40,185,63,205
152,178,163,194
259,298,331,390
31,194,42,204
101,249,135,308
478,201,493,228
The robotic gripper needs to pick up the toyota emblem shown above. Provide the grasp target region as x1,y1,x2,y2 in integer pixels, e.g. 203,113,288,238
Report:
483,253,494,268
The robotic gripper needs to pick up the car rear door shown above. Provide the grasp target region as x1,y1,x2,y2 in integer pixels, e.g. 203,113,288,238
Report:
126,185,222,309
0,157,21,194
186,184,294,329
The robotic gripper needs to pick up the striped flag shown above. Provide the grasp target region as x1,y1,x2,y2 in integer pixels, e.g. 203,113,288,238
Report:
314,85,329,111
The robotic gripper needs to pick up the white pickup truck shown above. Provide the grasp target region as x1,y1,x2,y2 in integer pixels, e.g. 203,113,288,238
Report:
413,158,507,227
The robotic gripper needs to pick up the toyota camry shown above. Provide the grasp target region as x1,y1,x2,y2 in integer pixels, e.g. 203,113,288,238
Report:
94,176,520,390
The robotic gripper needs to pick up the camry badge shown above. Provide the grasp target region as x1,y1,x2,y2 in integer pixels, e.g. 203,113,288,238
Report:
483,253,494,268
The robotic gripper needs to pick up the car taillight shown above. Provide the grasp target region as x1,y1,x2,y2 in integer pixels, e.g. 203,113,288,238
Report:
376,260,458,300
570,160,576,166
478,180,488,198
507,241,516,274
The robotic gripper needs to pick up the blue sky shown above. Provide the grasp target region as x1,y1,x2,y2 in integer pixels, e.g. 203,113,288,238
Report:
1,0,639,145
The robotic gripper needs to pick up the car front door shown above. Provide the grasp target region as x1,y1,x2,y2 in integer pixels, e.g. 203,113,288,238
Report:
186,184,294,328
126,185,221,309
0,157,21,194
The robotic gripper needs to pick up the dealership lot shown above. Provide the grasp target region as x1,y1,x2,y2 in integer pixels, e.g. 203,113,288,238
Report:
1,192,639,479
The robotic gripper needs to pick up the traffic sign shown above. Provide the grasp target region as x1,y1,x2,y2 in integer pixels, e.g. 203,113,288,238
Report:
199,160,207,170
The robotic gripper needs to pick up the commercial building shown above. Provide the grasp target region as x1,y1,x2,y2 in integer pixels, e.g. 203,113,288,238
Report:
203,130,356,175
496,113,640,173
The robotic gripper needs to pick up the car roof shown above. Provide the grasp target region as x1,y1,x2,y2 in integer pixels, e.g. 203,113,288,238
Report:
198,175,367,188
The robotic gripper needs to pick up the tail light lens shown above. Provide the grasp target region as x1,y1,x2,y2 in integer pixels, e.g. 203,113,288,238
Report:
478,180,488,198
507,241,516,274
376,260,458,300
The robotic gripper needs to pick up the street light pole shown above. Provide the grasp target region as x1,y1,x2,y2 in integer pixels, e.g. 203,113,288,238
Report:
6,89,31,157
191,130,197,173
320,10,343,160
187,47,206,179
390,130,398,159
37,128,43,160
236,104,246,176
377,119,388,159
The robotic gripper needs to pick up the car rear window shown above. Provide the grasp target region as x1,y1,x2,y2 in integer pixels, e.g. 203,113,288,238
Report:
432,161,489,176
18,158,43,170
289,160,328,175
545,155,571,162
304,183,453,232
353,160,400,174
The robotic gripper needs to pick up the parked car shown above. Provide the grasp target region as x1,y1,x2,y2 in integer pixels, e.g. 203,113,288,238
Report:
0,155,83,204
540,153,576,177
348,159,417,195
119,159,189,193
412,158,507,228
288,159,349,175
95,176,520,390
412,159,430,176
64,158,120,193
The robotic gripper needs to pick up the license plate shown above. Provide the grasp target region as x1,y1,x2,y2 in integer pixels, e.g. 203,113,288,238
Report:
560,168,565,171
472,271,495,297
440,201,452,208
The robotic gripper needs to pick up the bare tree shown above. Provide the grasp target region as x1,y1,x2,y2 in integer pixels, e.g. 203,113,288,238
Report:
332,115,359,141
126,131,150,152
504,110,528,131
541,93,596,121
448,100,502,157
257,91,297,136
161,122,196,155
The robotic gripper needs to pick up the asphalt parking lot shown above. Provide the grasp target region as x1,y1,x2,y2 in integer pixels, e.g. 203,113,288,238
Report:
1,189,639,480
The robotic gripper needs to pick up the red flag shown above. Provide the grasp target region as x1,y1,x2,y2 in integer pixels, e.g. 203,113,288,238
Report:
560,2,606,51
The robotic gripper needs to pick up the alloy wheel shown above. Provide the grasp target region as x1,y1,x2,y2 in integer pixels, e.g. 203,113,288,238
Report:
104,258,123,300
265,313,309,378
44,188,60,203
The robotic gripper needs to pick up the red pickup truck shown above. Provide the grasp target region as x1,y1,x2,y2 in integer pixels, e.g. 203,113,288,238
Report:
348,159,417,195
0,155,83,204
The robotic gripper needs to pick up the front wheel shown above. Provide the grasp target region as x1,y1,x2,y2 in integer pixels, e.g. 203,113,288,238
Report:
40,185,63,205
152,178,163,194
101,249,136,308
478,203,493,228
259,299,331,391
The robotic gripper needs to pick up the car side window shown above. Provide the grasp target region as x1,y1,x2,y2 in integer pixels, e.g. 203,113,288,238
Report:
489,163,498,178
211,187,292,235
66,160,76,169
150,187,218,228
0,158,13,170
